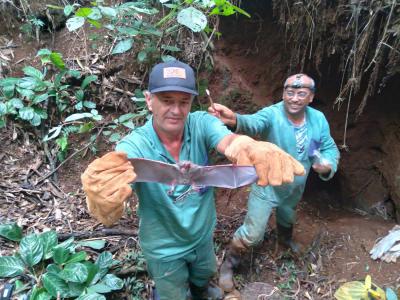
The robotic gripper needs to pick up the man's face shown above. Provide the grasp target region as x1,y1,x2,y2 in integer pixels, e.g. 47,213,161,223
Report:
282,79,314,118
145,91,193,136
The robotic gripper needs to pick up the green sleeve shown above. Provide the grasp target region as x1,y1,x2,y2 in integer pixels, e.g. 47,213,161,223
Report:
236,107,272,136
197,112,233,150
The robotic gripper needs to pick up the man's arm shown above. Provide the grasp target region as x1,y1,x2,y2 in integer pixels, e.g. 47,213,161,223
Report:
216,134,305,186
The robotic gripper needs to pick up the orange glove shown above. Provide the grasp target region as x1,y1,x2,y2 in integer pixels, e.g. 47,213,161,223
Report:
225,136,305,186
81,152,136,226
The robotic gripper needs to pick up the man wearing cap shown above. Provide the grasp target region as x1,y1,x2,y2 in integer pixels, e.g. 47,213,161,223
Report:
209,74,340,293
81,62,305,300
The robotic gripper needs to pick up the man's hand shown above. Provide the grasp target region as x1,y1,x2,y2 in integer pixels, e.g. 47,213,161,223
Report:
225,136,305,186
312,162,332,176
81,152,136,226
208,103,237,128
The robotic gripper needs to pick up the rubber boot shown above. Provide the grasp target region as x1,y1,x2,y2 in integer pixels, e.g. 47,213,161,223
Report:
218,239,247,292
277,223,301,254
188,282,224,300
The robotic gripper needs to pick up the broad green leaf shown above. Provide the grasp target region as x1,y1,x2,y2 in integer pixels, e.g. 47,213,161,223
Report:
109,132,121,143
90,109,98,115
2,84,15,98
102,274,123,290
46,263,62,274
122,120,135,129
68,69,81,78
53,246,70,264
22,66,44,80
75,89,85,101
68,282,86,297
0,223,22,241
0,118,5,128
75,101,83,110
95,251,113,269
137,51,147,62
76,293,106,300
43,125,62,141
79,122,94,133
18,106,35,121
87,283,112,294
77,240,106,250
56,136,68,151
87,19,102,29
112,39,133,55
30,285,52,300
88,7,102,20
161,55,176,62
8,98,24,110
83,261,99,285
118,113,135,123
161,45,181,52
92,114,102,121
177,7,207,32
76,7,92,17
16,87,35,99
65,112,93,122
50,52,65,70
42,272,70,298
116,26,139,36
66,16,85,31
0,256,25,277
119,2,158,15
17,77,38,89
30,113,42,126
99,6,117,18
64,5,74,16
83,101,96,109
0,102,6,116
33,93,49,104
0,77,19,87
36,48,52,56
34,107,48,119
66,251,87,264
58,262,88,283
81,75,98,89
19,234,43,267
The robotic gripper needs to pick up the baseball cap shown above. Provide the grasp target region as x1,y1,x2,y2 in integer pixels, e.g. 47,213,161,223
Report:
148,60,198,95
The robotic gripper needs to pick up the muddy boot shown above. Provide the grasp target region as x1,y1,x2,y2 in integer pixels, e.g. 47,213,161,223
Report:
277,223,301,254
218,239,247,292
188,282,224,300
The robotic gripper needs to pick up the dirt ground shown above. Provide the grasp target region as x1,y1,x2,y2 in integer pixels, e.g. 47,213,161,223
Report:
1,5,400,300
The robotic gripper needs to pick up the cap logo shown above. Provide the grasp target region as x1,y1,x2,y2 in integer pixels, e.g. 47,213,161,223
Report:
163,67,186,79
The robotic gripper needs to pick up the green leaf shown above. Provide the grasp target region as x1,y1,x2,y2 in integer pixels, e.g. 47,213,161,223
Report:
33,93,49,104
0,223,23,241
0,102,6,116
76,293,106,300
75,101,83,110
64,5,74,16
95,251,113,269
50,52,65,70
34,107,48,119
88,19,102,28
177,7,207,32
18,106,35,121
36,48,52,56
0,77,19,87
19,234,43,267
109,132,121,143
111,39,133,55
68,69,81,78
161,45,181,52
30,285,52,300
78,240,106,250
56,135,68,151
116,26,139,36
161,55,176,62
76,7,93,17
65,112,93,122
46,263,62,274
137,51,147,62
67,282,86,297
66,251,87,264
0,256,25,277
22,66,44,80
53,246,70,264
102,274,123,290
79,122,94,133
118,113,135,123
81,75,98,89
8,98,24,109
87,283,112,294
43,125,62,141
83,261,99,285
99,6,117,18
42,272,70,298
58,262,88,283
17,77,38,89
66,16,85,31
75,89,85,101
2,84,15,98
16,87,35,99
30,113,42,126
83,101,96,109
88,7,102,20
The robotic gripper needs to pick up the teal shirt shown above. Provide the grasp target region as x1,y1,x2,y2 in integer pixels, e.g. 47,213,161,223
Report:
236,101,339,203
116,112,232,261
